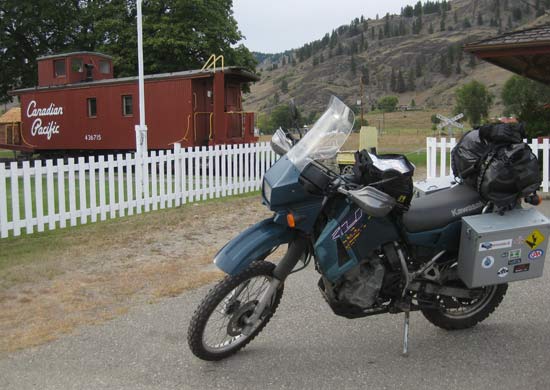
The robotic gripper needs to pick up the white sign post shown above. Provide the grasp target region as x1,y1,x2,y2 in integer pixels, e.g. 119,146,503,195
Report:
135,0,148,158
436,113,464,137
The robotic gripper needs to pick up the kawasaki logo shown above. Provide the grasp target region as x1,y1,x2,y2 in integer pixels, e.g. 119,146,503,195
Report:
451,201,484,217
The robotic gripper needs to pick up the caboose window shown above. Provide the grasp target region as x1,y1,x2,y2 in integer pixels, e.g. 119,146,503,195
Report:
87,98,97,117
54,60,66,77
71,58,83,72
99,60,110,74
122,95,133,116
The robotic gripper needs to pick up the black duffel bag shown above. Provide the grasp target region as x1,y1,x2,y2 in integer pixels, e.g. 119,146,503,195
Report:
451,129,488,186
477,143,541,209
478,122,526,144
353,150,415,210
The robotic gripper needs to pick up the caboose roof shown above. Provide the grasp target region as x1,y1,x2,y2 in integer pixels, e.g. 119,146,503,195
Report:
9,67,259,95
37,51,114,61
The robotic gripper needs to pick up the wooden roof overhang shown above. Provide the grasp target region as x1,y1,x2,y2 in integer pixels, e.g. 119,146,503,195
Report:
465,25,550,85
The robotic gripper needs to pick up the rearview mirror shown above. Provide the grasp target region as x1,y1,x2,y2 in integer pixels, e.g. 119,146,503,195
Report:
270,128,293,156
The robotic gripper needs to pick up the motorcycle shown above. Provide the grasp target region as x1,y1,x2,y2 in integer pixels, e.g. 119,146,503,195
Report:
187,96,539,361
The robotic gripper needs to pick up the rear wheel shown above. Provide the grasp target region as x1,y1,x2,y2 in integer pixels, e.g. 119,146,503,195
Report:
421,283,508,330
187,261,283,361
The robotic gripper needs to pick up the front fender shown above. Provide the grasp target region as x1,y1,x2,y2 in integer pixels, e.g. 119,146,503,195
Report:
214,218,296,276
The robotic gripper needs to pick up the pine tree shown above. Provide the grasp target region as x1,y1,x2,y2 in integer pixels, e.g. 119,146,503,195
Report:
477,13,484,25
281,79,289,93
390,68,397,91
440,54,451,77
456,60,462,74
440,18,446,31
415,56,423,78
407,68,415,91
428,23,434,34
384,13,391,37
463,18,471,28
351,55,356,75
397,69,406,93
330,30,338,49
536,0,545,16
448,45,455,64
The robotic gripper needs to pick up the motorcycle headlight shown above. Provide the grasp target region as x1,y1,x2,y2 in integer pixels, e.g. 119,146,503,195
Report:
263,179,272,204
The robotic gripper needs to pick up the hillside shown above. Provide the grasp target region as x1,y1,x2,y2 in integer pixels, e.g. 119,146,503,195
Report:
244,0,550,123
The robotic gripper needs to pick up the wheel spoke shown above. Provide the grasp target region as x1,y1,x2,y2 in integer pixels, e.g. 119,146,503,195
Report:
202,275,272,352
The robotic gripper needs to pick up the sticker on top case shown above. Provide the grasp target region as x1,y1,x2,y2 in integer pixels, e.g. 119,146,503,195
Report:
479,239,512,252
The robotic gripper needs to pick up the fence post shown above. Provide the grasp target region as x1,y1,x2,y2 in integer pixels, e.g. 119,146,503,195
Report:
214,144,221,199
439,138,447,178
426,138,434,179
125,153,134,215
543,138,549,193
0,163,8,238
35,160,45,233
78,156,87,224
107,155,116,219
57,158,67,228
174,143,182,206
9,162,20,236
67,158,78,226
201,146,208,200
117,154,125,218
22,160,33,234
89,156,97,223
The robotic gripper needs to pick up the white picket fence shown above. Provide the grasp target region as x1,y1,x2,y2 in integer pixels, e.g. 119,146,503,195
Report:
426,137,550,192
0,142,276,238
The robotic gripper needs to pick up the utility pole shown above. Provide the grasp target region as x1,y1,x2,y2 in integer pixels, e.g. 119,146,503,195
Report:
135,0,148,158
360,76,364,127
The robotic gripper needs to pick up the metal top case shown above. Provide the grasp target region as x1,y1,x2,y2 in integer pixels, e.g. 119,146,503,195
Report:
458,208,550,288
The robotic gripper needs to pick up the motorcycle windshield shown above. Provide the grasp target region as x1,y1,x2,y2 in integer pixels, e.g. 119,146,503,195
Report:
286,96,355,172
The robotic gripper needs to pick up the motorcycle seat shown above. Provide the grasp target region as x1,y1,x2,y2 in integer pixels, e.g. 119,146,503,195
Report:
402,184,484,233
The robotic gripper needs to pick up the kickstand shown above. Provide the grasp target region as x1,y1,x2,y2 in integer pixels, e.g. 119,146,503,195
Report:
402,310,410,357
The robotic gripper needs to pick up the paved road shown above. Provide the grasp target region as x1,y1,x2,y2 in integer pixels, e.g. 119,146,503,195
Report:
2,207,550,390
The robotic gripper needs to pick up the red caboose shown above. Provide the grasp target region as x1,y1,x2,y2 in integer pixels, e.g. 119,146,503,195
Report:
4,51,259,156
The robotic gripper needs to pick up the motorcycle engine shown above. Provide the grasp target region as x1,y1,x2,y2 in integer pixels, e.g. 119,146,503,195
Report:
318,257,386,318
338,258,385,308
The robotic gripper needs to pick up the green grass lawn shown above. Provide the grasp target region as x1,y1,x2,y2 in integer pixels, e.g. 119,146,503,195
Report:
0,149,16,158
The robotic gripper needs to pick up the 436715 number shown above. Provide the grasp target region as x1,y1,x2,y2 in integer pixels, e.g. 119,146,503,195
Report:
84,134,102,141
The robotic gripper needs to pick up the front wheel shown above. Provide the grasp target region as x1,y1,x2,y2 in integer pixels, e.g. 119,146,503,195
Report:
421,283,508,330
187,261,283,361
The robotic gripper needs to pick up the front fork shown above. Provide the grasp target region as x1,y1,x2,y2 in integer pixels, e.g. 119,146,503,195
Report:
242,238,308,335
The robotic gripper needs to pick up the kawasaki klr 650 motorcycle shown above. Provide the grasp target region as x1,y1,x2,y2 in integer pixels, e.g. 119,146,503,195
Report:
187,96,537,361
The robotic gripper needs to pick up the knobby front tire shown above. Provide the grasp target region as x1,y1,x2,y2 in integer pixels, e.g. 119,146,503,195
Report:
187,261,284,361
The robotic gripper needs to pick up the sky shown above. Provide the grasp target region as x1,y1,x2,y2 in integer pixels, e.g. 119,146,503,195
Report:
233,0,418,53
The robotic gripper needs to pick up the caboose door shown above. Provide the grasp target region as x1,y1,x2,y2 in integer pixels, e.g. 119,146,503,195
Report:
192,78,214,146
